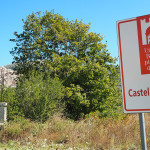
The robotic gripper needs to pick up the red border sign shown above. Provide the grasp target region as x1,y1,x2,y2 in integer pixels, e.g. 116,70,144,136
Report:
117,14,150,113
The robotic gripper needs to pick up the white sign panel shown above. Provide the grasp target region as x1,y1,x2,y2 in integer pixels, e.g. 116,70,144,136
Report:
117,14,150,113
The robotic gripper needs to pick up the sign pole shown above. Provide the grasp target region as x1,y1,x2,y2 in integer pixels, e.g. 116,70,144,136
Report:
139,113,147,150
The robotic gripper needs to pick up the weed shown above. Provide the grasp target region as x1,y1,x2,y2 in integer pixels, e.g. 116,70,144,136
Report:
0,113,149,149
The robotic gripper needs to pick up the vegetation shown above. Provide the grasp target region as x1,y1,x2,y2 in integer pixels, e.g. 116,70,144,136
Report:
7,10,122,121
46,54,121,120
10,10,112,74
0,114,148,149
0,10,143,150
3,70,65,122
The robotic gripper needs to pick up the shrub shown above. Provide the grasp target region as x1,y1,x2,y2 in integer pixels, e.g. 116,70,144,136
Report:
15,70,65,122
3,87,23,120
47,54,122,120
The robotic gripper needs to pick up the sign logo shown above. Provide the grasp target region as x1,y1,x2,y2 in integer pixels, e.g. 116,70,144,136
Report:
137,15,150,74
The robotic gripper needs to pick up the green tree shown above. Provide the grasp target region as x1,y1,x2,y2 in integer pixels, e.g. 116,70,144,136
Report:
46,54,121,119
10,10,108,74
10,10,122,120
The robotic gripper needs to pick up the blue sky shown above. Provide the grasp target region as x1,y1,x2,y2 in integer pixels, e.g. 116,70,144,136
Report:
1,0,150,66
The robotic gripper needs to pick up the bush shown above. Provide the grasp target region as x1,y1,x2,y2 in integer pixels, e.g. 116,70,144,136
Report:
3,87,23,120
47,54,122,120
15,70,65,122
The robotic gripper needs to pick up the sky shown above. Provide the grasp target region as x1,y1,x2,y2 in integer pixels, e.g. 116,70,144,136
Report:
1,0,150,66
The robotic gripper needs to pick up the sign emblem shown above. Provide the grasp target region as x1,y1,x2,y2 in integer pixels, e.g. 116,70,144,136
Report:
137,15,150,74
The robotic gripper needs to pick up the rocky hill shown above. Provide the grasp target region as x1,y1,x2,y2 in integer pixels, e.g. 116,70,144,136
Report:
0,66,18,88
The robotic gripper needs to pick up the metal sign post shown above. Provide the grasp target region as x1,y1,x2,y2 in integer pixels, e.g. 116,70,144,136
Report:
139,113,147,150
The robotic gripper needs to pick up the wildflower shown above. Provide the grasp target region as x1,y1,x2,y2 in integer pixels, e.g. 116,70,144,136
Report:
42,144,46,147
44,138,47,142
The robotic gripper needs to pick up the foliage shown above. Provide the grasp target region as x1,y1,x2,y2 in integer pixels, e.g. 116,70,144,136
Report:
46,54,121,120
15,70,65,122
3,87,23,120
10,10,122,120
2,71,65,121
10,10,107,74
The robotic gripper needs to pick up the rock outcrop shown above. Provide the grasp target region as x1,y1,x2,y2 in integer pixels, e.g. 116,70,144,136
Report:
0,67,18,88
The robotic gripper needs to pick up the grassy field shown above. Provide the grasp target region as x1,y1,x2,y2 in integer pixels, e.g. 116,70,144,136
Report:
0,113,150,150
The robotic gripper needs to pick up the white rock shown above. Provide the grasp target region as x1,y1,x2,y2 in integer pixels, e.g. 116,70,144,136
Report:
0,67,18,88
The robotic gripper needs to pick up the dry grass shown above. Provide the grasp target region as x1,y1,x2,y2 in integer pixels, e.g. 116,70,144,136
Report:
1,113,150,149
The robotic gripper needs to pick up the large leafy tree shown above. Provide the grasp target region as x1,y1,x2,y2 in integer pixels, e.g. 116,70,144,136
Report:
10,10,122,120
10,10,110,73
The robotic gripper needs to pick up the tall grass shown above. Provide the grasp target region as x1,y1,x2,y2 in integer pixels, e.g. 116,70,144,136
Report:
1,113,150,149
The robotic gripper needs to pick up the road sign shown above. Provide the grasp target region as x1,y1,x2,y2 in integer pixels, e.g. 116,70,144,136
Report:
117,14,150,113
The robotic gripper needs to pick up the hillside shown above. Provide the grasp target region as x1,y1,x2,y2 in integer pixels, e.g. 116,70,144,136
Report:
4,63,16,70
